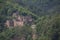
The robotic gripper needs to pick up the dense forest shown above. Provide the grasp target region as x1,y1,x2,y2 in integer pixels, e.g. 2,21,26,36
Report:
0,0,60,40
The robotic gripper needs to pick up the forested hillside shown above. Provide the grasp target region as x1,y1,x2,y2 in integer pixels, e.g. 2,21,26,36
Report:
0,0,60,40
11,0,60,16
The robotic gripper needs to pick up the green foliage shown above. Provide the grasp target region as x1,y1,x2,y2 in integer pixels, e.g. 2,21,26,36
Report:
36,15,60,40
0,0,60,40
0,14,60,40
0,26,32,40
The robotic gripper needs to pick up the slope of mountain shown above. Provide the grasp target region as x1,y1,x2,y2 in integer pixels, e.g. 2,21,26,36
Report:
11,0,60,16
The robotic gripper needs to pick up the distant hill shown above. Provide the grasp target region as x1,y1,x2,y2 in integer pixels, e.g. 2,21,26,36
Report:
0,0,60,16
12,0,60,16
